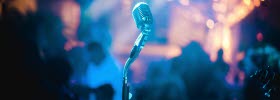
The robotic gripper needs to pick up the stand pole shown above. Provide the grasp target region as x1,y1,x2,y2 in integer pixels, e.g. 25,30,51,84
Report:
122,77,129,100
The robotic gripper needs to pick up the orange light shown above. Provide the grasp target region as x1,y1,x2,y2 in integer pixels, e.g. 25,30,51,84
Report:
6,0,37,15
243,0,251,6
254,0,261,7
166,45,182,59
60,1,81,40
236,52,245,61
0,4,2,16
64,40,85,51
0,1,2,15
222,27,232,63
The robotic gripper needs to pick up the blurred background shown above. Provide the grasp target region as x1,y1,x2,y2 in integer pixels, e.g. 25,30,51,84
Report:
1,0,280,100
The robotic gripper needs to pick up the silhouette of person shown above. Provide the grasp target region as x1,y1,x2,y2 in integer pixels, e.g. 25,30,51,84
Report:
208,49,231,100
134,61,188,100
213,49,230,80
70,42,121,100
170,41,214,99
1,1,75,99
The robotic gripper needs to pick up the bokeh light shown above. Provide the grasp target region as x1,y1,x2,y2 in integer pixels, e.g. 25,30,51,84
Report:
206,19,215,29
257,32,263,42
5,0,37,15
179,0,190,6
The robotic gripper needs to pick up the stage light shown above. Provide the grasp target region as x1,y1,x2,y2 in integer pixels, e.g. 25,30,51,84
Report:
243,0,251,6
257,32,263,42
254,0,261,7
4,0,37,15
206,19,215,29
179,0,189,6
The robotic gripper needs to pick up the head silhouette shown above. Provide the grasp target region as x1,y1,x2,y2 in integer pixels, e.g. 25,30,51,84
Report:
217,49,224,61
87,42,106,66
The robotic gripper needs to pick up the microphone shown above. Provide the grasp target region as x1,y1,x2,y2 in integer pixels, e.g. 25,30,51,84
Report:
122,2,153,100
132,2,153,33
128,2,153,58
123,2,153,77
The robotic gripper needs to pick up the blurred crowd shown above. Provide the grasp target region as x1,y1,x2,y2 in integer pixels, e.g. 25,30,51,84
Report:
134,41,280,100
1,0,280,100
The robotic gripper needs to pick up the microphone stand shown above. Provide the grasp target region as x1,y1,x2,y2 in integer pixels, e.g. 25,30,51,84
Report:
122,33,147,100
122,57,133,100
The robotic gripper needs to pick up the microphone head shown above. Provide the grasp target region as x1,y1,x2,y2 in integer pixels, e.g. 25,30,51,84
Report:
132,2,153,33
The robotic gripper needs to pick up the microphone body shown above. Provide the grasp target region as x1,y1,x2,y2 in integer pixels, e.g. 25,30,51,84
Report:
122,2,153,100
123,2,153,78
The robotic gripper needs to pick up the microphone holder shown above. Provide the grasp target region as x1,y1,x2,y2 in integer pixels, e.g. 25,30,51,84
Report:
122,32,148,100
122,39,143,100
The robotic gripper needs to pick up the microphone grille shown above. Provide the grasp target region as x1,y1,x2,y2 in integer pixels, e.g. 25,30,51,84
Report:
132,2,153,32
